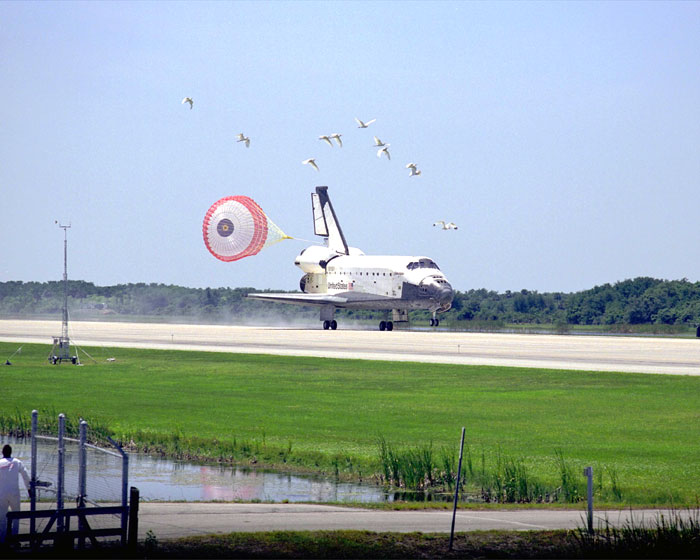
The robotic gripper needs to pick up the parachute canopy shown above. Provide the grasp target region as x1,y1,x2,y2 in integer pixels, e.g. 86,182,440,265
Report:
203,196,290,262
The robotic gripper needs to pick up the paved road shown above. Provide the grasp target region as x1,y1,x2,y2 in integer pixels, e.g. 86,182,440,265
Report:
134,503,687,538
1,319,699,375
18,503,694,539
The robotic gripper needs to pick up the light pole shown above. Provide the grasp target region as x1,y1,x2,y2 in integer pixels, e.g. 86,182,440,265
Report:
50,221,77,364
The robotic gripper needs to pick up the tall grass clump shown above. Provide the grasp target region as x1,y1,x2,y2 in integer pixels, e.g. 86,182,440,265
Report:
376,437,438,490
555,449,584,503
486,448,545,503
606,464,624,502
438,445,456,490
0,410,28,437
573,508,700,558
377,437,627,504
377,438,548,502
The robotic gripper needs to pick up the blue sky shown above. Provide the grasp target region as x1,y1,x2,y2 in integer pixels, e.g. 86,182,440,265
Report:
2,1,699,293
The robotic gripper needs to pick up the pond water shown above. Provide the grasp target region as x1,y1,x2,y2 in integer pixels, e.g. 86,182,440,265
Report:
1,436,409,503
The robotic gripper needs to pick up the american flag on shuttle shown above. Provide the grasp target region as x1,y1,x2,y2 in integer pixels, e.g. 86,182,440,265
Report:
348,282,354,290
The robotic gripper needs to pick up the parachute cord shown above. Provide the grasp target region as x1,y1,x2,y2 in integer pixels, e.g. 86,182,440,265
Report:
287,236,323,245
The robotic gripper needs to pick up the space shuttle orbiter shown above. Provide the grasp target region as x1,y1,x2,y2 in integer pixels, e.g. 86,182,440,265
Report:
247,187,453,331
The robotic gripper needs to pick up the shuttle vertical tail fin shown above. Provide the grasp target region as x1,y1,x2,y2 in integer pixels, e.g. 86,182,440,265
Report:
311,186,349,255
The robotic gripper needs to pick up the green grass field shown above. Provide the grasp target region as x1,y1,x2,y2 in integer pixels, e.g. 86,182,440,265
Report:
1,342,699,506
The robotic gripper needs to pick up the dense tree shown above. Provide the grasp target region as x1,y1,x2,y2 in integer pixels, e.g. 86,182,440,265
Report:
2,277,700,326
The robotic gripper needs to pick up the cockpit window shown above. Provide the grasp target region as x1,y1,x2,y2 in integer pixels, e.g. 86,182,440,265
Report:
407,259,440,271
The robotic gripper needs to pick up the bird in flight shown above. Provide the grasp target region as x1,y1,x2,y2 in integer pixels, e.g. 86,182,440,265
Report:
355,117,376,128
377,146,391,160
302,158,319,171
406,163,421,176
330,133,343,147
433,221,458,230
319,135,333,147
373,136,387,147
236,133,250,148
182,97,193,109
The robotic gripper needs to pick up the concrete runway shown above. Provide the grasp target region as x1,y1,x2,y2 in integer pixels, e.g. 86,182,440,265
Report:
1,319,699,375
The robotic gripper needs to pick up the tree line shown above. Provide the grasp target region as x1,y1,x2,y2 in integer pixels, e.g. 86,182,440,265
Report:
1,277,700,326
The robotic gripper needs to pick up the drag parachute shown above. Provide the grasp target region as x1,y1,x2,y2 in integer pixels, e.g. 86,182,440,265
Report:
203,196,291,262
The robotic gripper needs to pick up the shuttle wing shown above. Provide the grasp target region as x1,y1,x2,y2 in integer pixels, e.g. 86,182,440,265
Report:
247,293,349,306
247,291,398,308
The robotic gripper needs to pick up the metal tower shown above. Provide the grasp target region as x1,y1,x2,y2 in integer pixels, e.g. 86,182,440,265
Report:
50,222,78,364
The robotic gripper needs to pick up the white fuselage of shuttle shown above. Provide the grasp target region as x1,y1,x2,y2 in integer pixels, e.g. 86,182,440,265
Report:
296,246,453,312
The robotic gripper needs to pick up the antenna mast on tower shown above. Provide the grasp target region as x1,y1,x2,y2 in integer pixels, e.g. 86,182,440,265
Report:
50,221,78,365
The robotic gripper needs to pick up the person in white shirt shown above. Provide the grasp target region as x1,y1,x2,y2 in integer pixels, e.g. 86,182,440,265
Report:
0,444,31,543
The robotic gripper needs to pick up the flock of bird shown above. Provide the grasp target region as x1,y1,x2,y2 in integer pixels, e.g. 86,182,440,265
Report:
307,118,402,169
182,97,457,230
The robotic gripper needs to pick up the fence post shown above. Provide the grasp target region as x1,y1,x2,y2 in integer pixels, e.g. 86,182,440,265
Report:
128,487,139,551
122,451,129,545
30,410,38,536
449,427,466,551
77,420,88,549
123,453,129,511
107,436,129,546
78,421,87,505
583,466,593,533
57,413,65,533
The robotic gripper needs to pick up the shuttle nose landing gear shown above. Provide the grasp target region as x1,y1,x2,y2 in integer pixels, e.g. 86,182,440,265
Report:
430,312,440,327
323,320,337,330
379,321,393,331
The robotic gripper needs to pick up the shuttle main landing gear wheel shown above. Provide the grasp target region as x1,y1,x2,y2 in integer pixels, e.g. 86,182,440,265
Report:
323,320,338,330
379,321,394,331
430,318,440,327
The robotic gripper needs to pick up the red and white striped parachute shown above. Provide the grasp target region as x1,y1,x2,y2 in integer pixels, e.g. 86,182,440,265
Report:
203,196,290,262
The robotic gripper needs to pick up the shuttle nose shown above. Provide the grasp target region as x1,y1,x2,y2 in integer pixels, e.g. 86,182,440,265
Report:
438,282,454,307
423,278,453,308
